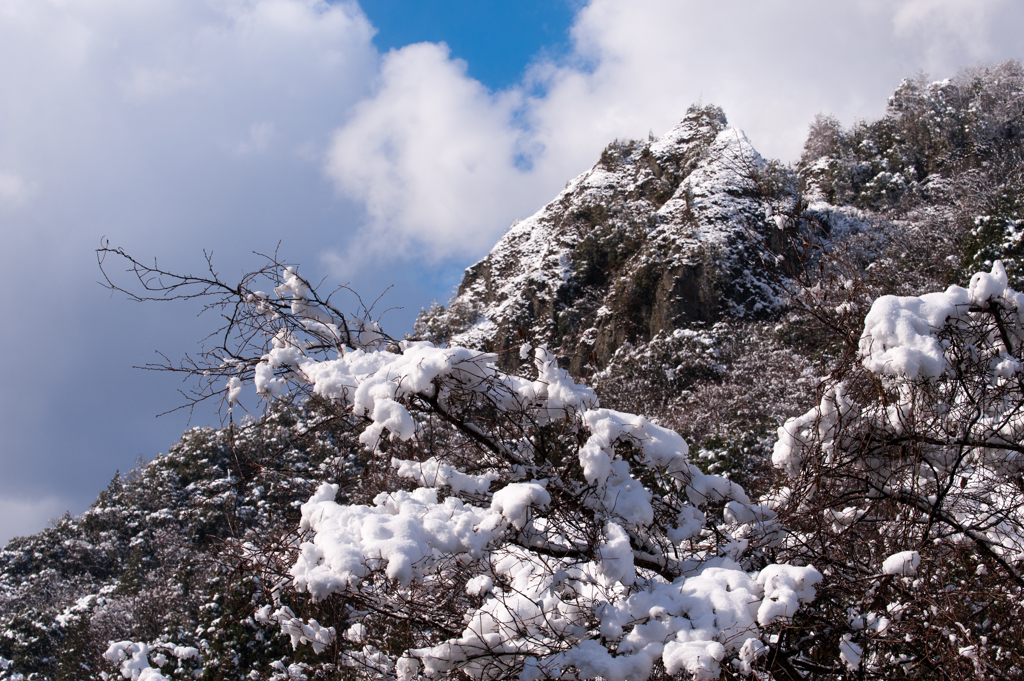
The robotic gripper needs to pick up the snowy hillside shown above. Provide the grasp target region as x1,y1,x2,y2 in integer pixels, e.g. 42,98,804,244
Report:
0,403,365,680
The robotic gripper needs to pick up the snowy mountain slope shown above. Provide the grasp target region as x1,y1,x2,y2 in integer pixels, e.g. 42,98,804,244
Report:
415,105,801,374
0,403,363,680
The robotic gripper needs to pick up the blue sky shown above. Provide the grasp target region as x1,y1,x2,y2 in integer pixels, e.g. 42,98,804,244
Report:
362,0,575,89
0,0,1022,544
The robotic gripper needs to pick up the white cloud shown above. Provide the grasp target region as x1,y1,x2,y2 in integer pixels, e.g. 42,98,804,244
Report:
324,42,549,264
121,67,195,103
0,0,378,197
233,121,275,155
0,0,383,536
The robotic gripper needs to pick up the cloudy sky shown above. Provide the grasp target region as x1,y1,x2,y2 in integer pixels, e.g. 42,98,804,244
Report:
0,0,1022,543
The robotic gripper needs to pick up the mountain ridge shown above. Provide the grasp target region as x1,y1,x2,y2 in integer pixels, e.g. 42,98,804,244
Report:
414,104,812,375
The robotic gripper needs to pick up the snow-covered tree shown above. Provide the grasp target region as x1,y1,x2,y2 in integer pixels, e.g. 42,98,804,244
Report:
93,250,1024,680
772,260,1024,677
97,247,823,680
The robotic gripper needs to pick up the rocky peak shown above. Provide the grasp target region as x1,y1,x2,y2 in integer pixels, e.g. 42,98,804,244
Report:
414,104,799,374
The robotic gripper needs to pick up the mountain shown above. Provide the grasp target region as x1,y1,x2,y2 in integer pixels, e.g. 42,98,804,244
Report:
413,104,808,376
412,62,1024,450
4,61,1024,681
419,62,1024,362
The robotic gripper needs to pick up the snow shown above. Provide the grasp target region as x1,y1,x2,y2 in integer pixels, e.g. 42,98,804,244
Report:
490,481,550,530
274,267,337,328
587,562,768,677
723,500,775,525
860,285,970,379
756,564,823,625
969,260,1008,306
663,640,726,680
860,261,1024,379
668,505,706,543
882,550,921,576
736,638,767,675
542,639,657,681
254,605,336,653
292,484,499,592
684,469,749,507
283,342,597,453
525,347,599,422
274,608,336,654
396,657,420,681
392,456,496,494
839,633,862,671
226,376,243,406
773,384,854,478
345,622,368,643
103,641,197,681
465,575,493,596
596,521,635,586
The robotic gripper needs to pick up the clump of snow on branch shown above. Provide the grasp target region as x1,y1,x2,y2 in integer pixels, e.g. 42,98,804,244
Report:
392,456,497,494
104,641,199,681
859,260,1024,379
756,564,823,625
772,384,855,478
882,550,920,576
254,605,336,653
859,285,970,379
838,634,862,671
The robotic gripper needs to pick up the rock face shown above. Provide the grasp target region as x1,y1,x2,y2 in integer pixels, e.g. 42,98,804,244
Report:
415,105,799,373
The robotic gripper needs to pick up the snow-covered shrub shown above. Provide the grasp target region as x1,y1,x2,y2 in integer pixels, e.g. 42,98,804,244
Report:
771,260,1024,678
592,325,727,413
412,299,483,346
267,342,825,680
594,322,818,498
799,60,1024,213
